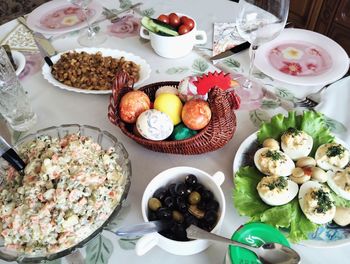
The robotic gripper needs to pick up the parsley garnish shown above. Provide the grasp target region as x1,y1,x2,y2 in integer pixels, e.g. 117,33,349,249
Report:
266,176,288,191
286,127,301,136
265,150,283,161
326,145,345,157
312,189,333,214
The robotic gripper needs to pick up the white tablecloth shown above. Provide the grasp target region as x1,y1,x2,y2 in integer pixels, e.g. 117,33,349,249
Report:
0,0,349,263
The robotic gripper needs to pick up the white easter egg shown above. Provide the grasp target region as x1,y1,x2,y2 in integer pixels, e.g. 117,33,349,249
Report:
136,109,174,141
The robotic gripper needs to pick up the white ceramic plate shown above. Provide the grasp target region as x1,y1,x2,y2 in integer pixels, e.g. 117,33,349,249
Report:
233,131,350,248
26,0,102,35
42,48,151,94
12,51,26,76
254,28,349,86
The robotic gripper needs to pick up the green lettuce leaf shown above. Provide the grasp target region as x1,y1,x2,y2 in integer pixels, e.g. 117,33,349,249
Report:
288,199,319,241
233,167,270,216
331,190,350,208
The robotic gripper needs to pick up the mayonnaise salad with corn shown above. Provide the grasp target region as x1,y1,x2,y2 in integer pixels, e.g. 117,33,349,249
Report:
0,133,127,254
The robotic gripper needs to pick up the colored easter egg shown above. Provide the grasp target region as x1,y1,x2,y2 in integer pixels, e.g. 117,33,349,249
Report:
154,93,183,125
136,109,174,141
119,90,151,123
182,99,211,130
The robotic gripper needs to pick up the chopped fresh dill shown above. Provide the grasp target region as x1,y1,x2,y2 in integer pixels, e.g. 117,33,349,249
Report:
266,176,288,191
285,127,301,136
265,150,283,161
326,145,345,157
312,188,333,214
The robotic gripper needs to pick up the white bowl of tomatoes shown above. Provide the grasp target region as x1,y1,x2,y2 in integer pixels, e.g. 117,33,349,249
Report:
140,13,207,59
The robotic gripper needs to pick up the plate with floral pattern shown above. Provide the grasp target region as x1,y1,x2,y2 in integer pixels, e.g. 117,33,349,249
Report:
254,28,349,86
26,0,102,35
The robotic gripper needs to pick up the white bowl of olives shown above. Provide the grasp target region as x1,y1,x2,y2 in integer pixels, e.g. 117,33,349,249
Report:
136,166,226,256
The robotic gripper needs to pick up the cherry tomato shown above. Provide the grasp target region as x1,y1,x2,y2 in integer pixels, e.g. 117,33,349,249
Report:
168,13,181,28
183,18,195,30
178,24,191,35
157,14,169,24
180,16,189,24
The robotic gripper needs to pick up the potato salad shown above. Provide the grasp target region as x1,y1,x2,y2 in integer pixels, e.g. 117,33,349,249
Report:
0,134,126,254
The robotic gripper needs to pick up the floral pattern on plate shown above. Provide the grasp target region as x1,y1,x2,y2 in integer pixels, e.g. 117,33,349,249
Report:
39,6,95,30
268,42,333,76
107,15,140,39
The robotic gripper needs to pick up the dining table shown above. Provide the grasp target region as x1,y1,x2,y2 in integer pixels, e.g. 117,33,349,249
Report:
1,0,350,263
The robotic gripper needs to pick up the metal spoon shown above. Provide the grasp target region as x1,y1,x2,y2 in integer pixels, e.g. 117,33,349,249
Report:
186,225,300,264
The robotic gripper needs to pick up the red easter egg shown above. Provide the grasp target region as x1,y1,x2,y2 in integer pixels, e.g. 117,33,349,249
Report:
181,99,211,130
119,91,151,123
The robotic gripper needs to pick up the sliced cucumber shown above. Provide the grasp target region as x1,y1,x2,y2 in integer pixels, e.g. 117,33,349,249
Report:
141,16,179,36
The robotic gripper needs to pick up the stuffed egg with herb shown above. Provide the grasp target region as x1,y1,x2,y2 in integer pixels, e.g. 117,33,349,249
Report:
257,175,298,206
315,143,350,171
299,181,335,224
254,147,295,176
281,128,313,160
327,167,350,200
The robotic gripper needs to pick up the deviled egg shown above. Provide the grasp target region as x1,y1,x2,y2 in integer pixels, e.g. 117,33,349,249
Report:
281,127,313,160
299,181,335,224
315,143,350,171
327,167,350,200
257,175,298,206
254,147,295,176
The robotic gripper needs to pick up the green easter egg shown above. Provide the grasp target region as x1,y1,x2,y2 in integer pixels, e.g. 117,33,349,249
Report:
171,123,197,140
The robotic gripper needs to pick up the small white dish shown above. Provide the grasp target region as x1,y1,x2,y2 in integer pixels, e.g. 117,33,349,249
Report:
42,47,151,94
12,51,26,76
136,166,226,256
254,28,349,86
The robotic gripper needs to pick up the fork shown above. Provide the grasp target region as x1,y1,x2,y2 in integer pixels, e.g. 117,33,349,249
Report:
293,84,330,109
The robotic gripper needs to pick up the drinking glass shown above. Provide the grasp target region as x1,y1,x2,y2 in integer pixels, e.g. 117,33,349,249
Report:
235,0,290,110
69,0,106,47
0,47,37,131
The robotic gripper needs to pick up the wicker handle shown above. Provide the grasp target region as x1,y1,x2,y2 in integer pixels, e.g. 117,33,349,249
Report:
108,71,132,125
228,90,241,110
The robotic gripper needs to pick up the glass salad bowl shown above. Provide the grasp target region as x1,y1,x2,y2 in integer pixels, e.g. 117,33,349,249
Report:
0,124,132,263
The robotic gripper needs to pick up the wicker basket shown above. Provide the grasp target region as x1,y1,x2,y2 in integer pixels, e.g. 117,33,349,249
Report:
108,72,240,155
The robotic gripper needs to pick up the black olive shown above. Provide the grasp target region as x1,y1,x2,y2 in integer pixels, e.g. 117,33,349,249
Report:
185,174,198,186
204,210,217,225
177,200,188,213
176,183,187,196
163,196,175,209
197,200,207,211
194,183,205,193
168,183,177,197
186,186,193,196
170,223,187,241
153,187,167,201
201,189,214,201
157,208,172,220
206,200,219,211
184,214,198,227
148,210,158,221
160,231,175,240
198,221,212,231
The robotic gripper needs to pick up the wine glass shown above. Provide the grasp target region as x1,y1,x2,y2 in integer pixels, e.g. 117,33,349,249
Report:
69,0,106,47
235,0,290,110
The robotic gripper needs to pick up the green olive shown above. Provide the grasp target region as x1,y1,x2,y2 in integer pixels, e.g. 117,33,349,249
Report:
188,191,201,205
172,210,184,223
188,205,205,219
148,197,161,211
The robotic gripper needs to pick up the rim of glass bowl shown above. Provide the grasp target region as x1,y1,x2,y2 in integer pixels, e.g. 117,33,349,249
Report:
0,124,132,263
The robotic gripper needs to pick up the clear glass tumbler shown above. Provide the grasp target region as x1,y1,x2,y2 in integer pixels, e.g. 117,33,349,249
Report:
0,47,37,131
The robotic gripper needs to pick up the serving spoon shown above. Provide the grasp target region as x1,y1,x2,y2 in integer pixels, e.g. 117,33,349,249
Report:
186,225,300,264
0,136,25,175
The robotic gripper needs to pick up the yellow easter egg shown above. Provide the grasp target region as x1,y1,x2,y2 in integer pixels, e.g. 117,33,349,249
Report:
154,93,183,125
